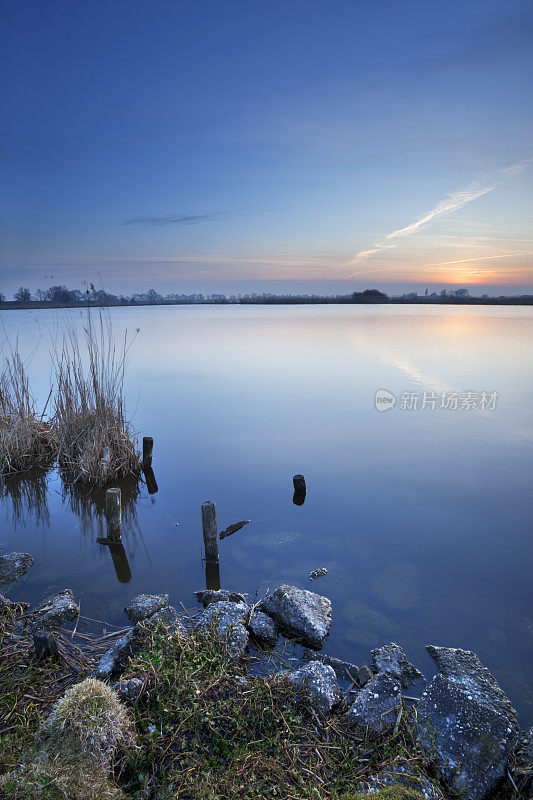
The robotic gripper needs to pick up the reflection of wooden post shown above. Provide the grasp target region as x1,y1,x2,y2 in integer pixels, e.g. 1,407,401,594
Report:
143,465,158,495
143,437,153,468
201,500,219,563
108,541,132,583
205,560,221,591
106,488,121,540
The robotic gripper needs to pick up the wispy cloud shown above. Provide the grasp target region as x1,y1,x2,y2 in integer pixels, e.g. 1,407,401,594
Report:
425,252,533,267
501,159,531,178
347,243,396,265
385,185,493,240
347,160,531,271
123,207,278,227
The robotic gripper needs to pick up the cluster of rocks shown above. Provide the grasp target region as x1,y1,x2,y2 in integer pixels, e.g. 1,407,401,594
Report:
1,566,530,800
187,585,527,800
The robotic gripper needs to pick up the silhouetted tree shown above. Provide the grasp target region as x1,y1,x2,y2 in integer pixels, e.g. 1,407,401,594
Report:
14,287,31,302
46,285,83,303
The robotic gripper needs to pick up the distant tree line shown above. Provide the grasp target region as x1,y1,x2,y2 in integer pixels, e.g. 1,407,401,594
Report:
0,284,531,308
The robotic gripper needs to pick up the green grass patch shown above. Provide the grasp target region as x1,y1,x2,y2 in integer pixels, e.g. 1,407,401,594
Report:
117,623,436,800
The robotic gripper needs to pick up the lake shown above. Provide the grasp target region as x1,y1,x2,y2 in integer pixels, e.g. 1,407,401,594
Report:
1,304,532,724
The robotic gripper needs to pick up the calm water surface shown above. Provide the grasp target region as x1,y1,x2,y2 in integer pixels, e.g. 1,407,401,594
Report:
1,305,532,723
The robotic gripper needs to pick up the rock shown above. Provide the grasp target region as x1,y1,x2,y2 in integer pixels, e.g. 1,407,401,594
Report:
28,589,79,630
309,567,327,579
94,626,144,680
515,726,533,767
247,610,278,647
514,727,533,797
416,646,519,800
195,589,248,606
124,593,168,623
345,673,402,739
357,664,373,686
113,677,146,702
426,645,518,726
147,605,186,636
358,762,442,799
197,601,249,657
371,642,422,688
288,661,342,714
260,585,331,649
302,650,359,682
0,552,33,584
0,593,28,611
33,629,61,661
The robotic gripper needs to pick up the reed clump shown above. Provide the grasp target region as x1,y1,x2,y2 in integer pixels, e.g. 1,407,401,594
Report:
54,312,140,486
0,353,56,475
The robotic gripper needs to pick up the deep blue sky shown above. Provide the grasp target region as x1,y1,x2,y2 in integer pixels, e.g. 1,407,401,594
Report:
2,0,532,296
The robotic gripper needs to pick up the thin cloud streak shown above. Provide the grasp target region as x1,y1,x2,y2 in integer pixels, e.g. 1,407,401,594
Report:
347,243,396,266
346,161,531,272
426,252,533,266
123,207,278,227
385,185,493,239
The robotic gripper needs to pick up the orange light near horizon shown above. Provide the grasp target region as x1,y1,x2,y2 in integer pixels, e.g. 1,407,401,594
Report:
434,264,533,285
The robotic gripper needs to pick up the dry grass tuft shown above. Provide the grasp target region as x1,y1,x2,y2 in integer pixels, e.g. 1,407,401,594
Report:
42,678,135,767
0,673,134,800
54,311,140,486
0,352,56,474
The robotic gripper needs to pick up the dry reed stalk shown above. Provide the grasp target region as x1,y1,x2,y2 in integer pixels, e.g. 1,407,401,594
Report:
0,351,56,475
53,309,140,486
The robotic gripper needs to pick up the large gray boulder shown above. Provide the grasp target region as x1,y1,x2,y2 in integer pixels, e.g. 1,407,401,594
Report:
28,589,79,630
416,646,519,800
288,661,342,714
124,593,168,623
197,600,249,657
371,642,422,688
260,585,331,649
345,673,402,739
0,552,33,584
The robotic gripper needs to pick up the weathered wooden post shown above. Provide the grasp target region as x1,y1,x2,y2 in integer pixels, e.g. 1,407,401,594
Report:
142,436,153,468
293,474,306,494
106,487,122,540
201,500,219,563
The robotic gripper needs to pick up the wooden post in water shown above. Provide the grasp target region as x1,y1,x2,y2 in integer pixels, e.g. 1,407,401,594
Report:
201,500,219,563
293,474,306,494
106,487,122,540
142,436,154,468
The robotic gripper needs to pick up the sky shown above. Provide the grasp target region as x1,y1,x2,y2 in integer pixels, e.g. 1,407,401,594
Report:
1,0,532,297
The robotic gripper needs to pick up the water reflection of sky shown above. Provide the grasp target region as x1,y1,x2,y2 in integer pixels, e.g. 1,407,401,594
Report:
1,305,532,723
